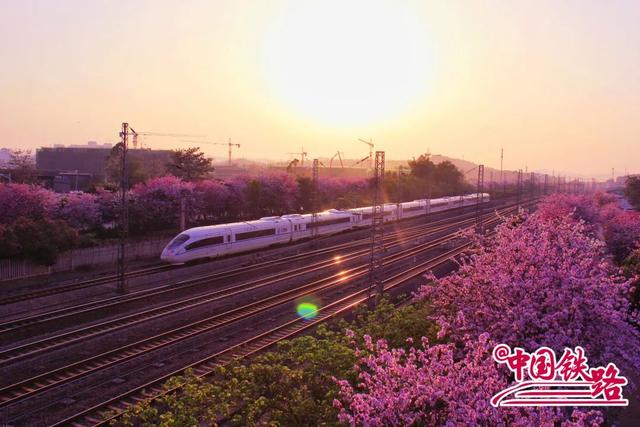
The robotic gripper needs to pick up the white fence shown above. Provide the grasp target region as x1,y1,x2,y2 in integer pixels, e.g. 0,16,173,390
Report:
0,237,171,282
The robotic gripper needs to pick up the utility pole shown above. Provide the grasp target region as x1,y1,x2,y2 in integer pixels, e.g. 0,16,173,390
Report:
397,165,404,203
311,158,319,241
517,169,523,206
500,147,505,197
530,172,535,197
489,170,494,193
180,196,187,231
544,174,548,195
116,122,130,295
368,151,385,307
476,165,484,230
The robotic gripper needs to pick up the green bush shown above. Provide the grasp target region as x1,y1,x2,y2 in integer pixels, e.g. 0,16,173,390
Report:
6,218,78,265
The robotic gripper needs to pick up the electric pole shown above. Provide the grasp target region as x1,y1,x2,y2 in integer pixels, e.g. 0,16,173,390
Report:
476,165,485,230
311,158,319,241
517,169,523,206
368,151,385,307
397,165,404,203
500,147,505,197
116,122,130,295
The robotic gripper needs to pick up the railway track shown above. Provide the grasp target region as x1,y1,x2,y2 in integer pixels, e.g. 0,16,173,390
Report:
0,199,512,307
0,265,173,306
0,207,494,366
0,203,530,425
0,203,504,338
53,242,475,427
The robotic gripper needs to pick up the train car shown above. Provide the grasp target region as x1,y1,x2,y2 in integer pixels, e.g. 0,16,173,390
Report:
399,200,426,219
349,204,398,227
161,217,292,264
161,193,491,264
429,197,450,213
286,209,354,241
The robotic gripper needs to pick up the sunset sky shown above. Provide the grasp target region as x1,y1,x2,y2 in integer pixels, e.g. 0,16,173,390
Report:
0,0,638,178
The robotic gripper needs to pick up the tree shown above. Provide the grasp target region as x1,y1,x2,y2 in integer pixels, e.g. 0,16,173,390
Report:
0,183,57,225
0,224,20,259
407,155,469,197
416,196,640,371
105,149,149,188
129,176,194,233
624,175,640,210
166,147,214,182
9,218,78,265
51,191,100,230
7,149,37,184
408,154,437,181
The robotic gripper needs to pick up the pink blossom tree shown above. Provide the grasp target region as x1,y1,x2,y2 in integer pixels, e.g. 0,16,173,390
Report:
0,183,57,225
193,179,234,222
416,209,639,370
334,333,602,426
51,191,100,230
130,176,194,232
335,193,638,426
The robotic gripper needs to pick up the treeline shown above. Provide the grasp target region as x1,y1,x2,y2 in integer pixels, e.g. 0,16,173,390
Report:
625,175,640,210
0,153,472,264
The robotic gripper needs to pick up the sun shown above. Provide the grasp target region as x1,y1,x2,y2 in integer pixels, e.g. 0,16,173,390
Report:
261,0,434,128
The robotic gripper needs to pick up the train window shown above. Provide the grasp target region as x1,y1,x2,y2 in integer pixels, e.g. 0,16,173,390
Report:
185,236,224,250
227,235,231,242
362,211,393,220
307,216,351,228
403,206,423,212
236,228,276,241
167,234,190,249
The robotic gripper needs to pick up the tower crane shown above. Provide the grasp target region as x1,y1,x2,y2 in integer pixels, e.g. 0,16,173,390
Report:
358,138,374,169
329,151,345,168
287,147,308,166
180,138,240,166
132,131,206,149
352,155,370,168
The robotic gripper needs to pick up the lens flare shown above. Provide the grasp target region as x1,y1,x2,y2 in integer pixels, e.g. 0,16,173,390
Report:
296,302,319,319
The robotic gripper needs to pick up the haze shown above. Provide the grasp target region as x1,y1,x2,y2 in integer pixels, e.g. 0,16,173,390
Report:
1,0,638,178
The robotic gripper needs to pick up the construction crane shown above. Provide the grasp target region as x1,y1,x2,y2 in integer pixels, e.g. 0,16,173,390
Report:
180,138,240,166
287,147,308,166
132,131,206,149
352,155,370,168
329,151,344,168
286,158,300,172
358,138,374,169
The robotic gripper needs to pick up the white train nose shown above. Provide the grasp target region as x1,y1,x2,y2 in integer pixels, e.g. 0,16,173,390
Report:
160,248,174,263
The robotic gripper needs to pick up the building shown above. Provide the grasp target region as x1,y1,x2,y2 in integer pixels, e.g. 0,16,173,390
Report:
36,146,113,177
36,142,173,186
0,148,12,167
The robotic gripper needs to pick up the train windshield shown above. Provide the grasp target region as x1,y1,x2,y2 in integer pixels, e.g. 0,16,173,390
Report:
167,234,190,249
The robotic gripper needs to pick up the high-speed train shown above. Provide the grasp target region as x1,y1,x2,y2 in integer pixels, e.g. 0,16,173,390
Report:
160,193,490,264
